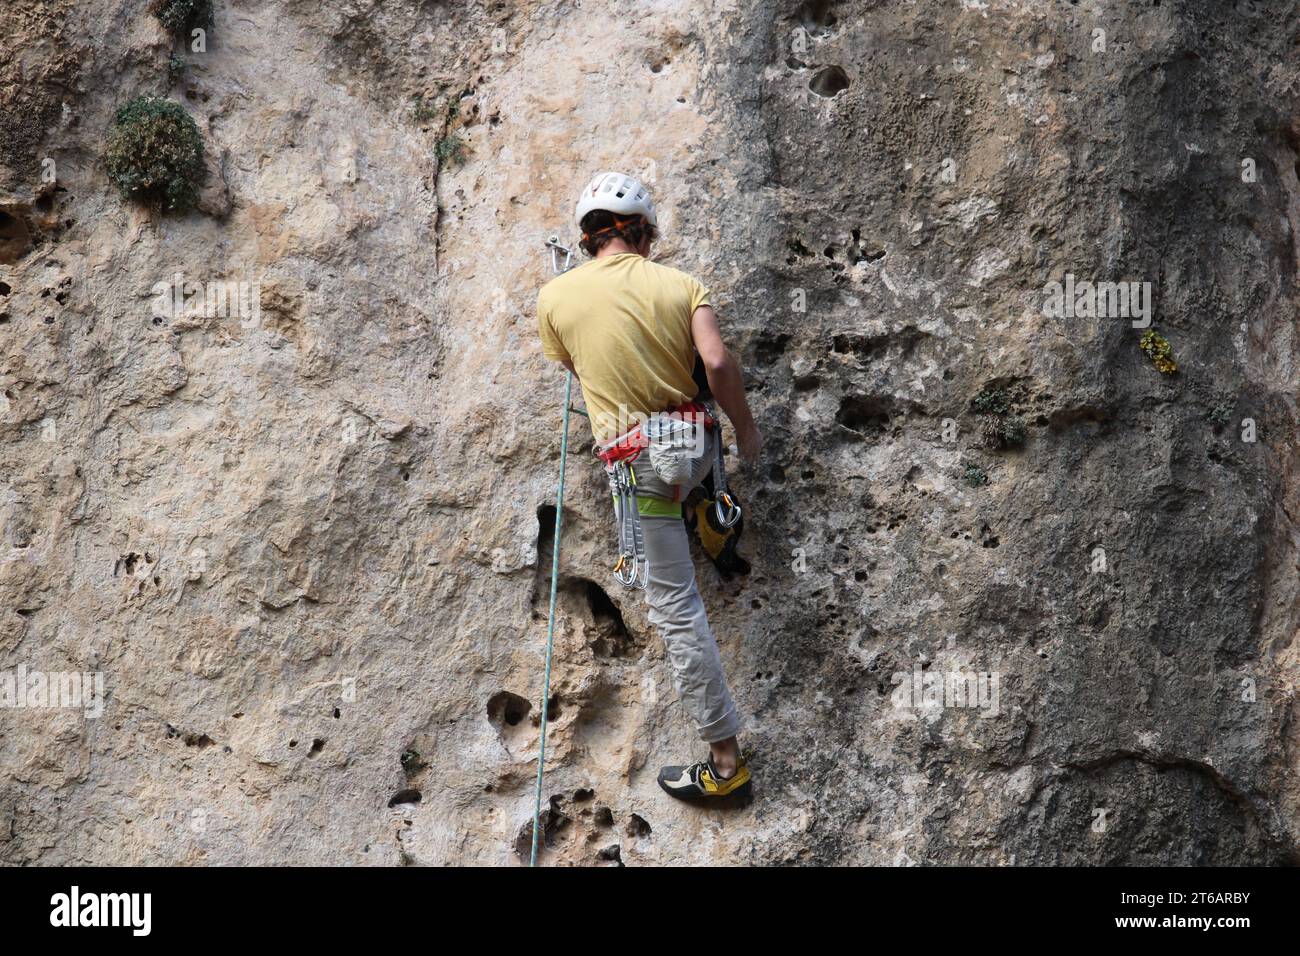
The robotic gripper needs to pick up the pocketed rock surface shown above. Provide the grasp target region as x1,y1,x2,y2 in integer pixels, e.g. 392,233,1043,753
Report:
1,0,1298,865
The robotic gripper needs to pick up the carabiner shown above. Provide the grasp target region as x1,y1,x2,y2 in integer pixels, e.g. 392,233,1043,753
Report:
544,235,573,274
714,492,742,529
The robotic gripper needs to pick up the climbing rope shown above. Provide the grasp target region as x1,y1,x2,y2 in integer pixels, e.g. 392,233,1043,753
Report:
531,237,576,866
530,370,571,867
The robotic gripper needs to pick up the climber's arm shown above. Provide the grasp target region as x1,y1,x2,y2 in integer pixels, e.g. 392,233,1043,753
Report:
690,305,762,463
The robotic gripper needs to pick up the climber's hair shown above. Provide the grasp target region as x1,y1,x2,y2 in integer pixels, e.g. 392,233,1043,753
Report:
579,210,658,257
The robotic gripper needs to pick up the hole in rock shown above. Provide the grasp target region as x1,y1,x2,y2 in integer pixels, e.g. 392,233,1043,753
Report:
0,209,32,264
795,0,837,29
388,789,422,808
309,738,325,756
626,814,652,838
535,504,557,580
835,395,892,435
598,845,623,864
487,690,531,728
753,331,791,366
584,579,635,657
831,333,886,359
810,66,850,97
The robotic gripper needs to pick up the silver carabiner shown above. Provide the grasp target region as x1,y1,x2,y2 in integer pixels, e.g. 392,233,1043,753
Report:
714,492,742,529
544,235,573,274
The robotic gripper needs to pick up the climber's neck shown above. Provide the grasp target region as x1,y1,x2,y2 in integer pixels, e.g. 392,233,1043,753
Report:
596,236,649,258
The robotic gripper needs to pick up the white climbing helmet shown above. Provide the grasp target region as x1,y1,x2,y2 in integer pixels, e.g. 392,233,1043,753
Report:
574,171,658,228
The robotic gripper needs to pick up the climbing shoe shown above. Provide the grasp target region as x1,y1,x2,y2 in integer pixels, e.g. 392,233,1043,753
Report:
657,755,752,802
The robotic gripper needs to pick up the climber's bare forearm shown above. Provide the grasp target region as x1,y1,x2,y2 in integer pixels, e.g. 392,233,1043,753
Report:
690,305,762,462
704,354,755,435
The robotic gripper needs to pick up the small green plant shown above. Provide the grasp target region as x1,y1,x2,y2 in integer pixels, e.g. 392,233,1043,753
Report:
168,53,186,84
436,133,467,167
971,388,1012,416
154,0,214,38
1206,402,1232,428
963,464,989,488
980,414,1027,449
104,95,206,212
400,749,426,773
971,386,1026,449
410,95,439,124
1140,330,1177,374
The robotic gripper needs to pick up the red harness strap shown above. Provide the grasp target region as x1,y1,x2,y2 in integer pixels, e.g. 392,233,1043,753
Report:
595,401,714,466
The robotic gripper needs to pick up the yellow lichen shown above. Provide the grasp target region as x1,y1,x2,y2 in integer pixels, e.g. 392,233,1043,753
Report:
1140,330,1177,375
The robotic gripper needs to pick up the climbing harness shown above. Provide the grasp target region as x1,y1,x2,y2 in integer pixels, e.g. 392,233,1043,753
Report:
532,236,577,868
594,401,739,589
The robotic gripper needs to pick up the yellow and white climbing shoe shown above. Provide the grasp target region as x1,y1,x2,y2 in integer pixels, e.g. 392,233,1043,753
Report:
657,755,752,802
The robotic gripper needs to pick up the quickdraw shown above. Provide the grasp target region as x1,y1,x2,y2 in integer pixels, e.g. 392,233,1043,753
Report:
608,459,649,589
594,414,655,591
710,424,742,529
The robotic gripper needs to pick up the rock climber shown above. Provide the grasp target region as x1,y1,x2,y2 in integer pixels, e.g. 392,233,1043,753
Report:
537,171,762,801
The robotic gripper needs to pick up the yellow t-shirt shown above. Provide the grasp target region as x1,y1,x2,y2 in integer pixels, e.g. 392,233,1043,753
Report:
538,253,710,442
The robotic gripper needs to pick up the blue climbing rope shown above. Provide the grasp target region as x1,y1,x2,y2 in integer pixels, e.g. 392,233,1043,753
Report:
531,370,573,867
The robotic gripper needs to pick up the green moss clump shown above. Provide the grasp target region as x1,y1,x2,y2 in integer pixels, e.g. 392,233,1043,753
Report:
1140,330,1177,374
1206,403,1232,428
971,389,1012,416
963,464,989,487
154,0,214,37
104,95,206,212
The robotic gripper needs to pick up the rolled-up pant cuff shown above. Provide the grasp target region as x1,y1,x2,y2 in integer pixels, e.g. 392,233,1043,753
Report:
697,706,741,744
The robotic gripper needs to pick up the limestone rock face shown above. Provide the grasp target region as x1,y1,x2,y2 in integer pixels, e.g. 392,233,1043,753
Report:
1,0,1298,865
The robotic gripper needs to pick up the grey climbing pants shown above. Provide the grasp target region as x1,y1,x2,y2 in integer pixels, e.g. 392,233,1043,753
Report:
629,419,741,744
640,516,742,743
